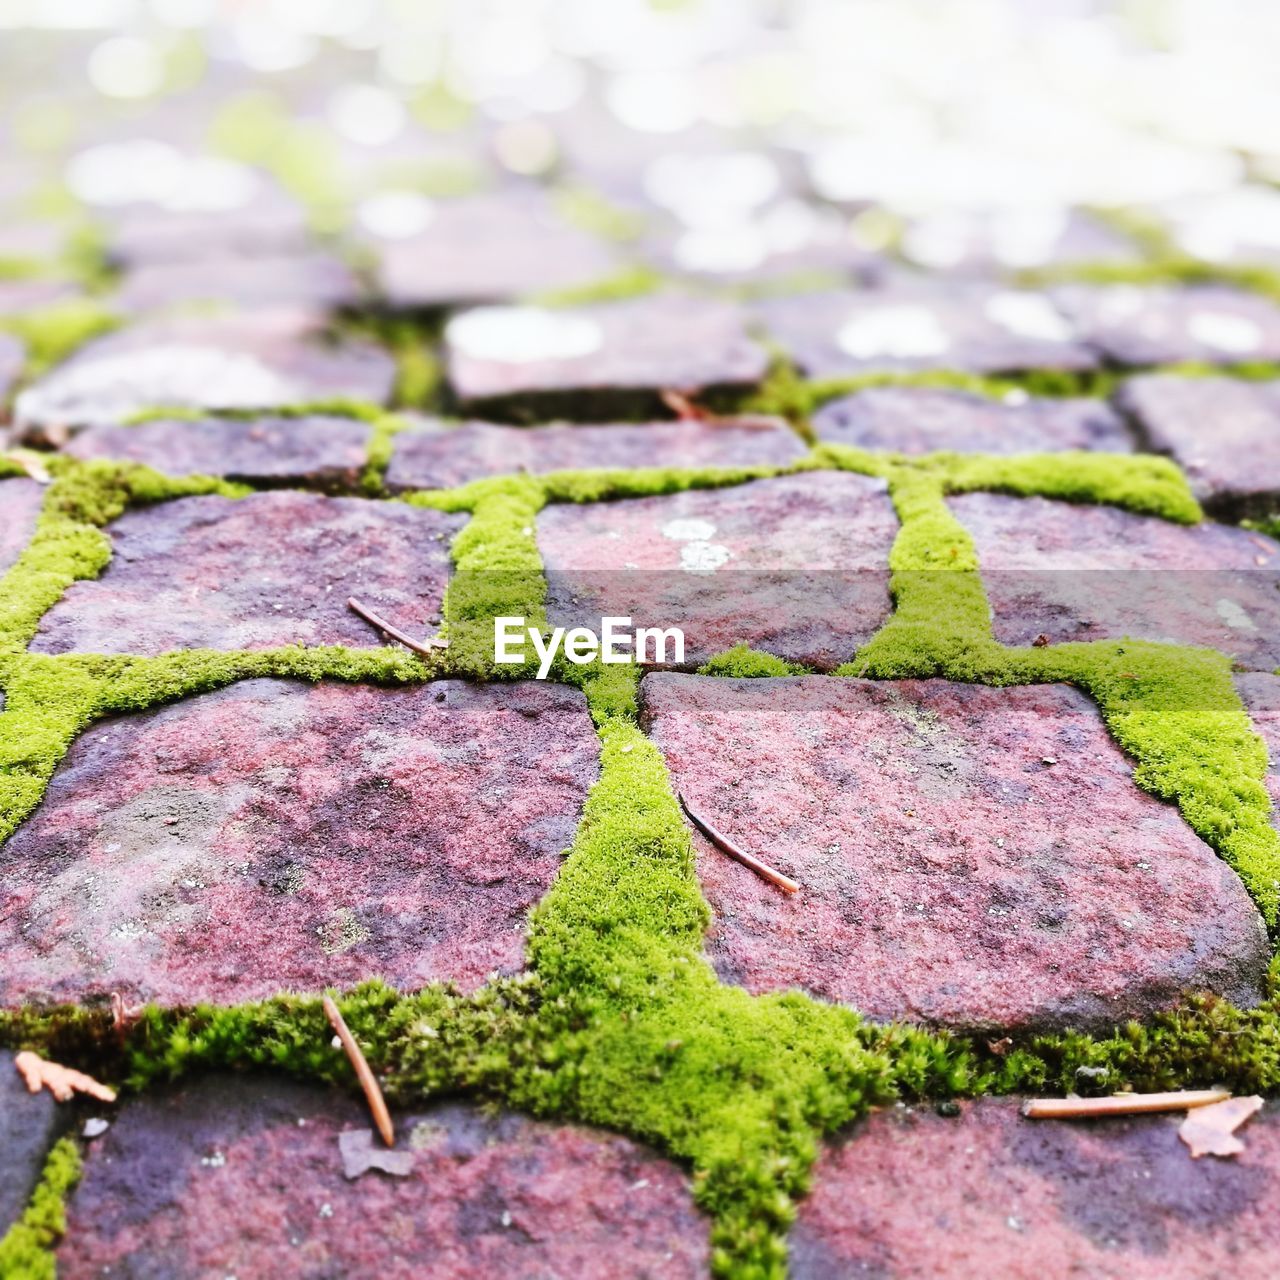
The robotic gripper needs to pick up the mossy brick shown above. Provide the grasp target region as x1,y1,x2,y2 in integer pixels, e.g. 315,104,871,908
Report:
103,180,311,267
115,251,364,314
755,287,1097,378
373,192,621,309
949,491,1280,670
899,207,1140,276
66,414,373,488
639,674,1269,1034
1053,283,1280,366
13,311,395,440
1151,187,1280,266
814,386,1132,456
0,678,599,1006
1118,373,1280,519
0,278,80,316
538,472,897,670
0,332,23,399
444,295,769,419
1235,673,1280,821
0,1050,71,1237
642,203,879,285
59,1078,707,1279
0,477,43,576
386,415,807,491
29,490,460,656
791,1098,1280,1280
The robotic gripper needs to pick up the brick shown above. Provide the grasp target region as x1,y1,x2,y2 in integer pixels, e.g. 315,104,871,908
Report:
900,207,1139,275
0,278,80,316
30,491,461,657
115,251,363,313
373,193,620,309
444,296,769,419
0,332,23,400
1054,284,1280,366
537,472,897,669
14,311,396,440
814,386,1131,455
792,1099,1280,1280
1153,187,1280,266
1234,673,1280,819
0,1050,71,1235
60,1081,707,1280
66,415,372,488
950,492,1280,669
1118,374,1280,518
385,415,807,490
0,476,43,575
640,673,1268,1032
0,678,598,1005
757,287,1096,377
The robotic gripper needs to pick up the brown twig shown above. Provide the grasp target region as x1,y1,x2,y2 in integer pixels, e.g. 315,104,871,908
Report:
347,597,447,658
1022,1088,1230,1120
323,996,395,1148
678,792,800,894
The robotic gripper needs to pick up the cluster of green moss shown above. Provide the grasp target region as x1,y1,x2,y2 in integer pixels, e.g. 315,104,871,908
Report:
4,391,1280,1275
0,1139,81,1279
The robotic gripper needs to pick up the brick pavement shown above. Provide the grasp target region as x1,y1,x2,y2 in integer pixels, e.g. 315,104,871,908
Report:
3,10,1280,1278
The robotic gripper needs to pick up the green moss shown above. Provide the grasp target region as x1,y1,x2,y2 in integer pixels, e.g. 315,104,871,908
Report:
0,1138,81,1279
208,93,348,229
1,298,119,380
699,645,810,677
528,266,664,308
552,184,647,243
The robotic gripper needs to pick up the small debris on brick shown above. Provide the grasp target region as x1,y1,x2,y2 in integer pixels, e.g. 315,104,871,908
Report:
678,792,800,894
1022,1089,1229,1120
323,996,394,1149
13,1052,116,1104
1179,1096,1264,1158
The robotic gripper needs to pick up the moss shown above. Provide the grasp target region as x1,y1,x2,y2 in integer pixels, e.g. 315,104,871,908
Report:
208,92,347,230
1,298,119,380
529,266,664,309
699,645,810,677
0,1138,81,1279
552,184,647,243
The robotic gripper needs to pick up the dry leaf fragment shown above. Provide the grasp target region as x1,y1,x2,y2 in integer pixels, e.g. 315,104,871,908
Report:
2,449,52,484
1178,1096,1263,1158
339,1129,415,1179
14,1051,117,1103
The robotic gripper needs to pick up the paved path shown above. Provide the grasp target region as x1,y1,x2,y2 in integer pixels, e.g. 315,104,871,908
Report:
2,7,1280,1278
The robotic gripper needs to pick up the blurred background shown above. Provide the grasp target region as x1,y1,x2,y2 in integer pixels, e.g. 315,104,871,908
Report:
1,0,1279,315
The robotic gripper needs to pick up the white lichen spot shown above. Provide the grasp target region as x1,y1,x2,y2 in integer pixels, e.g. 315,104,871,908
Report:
984,292,1074,342
446,306,603,364
1187,311,1264,354
661,517,717,542
835,305,951,360
317,907,371,955
357,190,435,240
679,541,731,572
1215,597,1257,631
